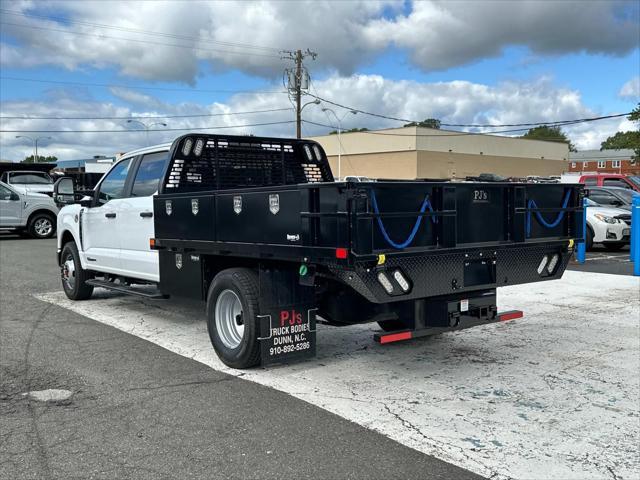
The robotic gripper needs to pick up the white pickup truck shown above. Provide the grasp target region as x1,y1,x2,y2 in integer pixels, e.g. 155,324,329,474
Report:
55,133,583,369
56,144,170,297
0,180,59,238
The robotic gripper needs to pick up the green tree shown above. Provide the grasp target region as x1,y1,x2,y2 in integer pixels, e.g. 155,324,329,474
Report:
624,103,640,163
521,125,576,152
403,118,441,129
328,127,369,135
600,130,640,150
23,155,57,163
628,103,639,122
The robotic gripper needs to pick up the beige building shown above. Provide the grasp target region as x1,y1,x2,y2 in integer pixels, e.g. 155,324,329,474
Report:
308,126,569,180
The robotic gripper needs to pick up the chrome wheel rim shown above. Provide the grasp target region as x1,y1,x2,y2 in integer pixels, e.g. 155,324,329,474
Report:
61,254,76,290
34,218,53,237
215,289,244,349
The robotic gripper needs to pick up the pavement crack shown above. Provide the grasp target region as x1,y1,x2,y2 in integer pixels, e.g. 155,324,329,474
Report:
22,302,54,479
124,376,236,393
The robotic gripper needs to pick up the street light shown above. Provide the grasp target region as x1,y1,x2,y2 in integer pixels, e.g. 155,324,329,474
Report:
321,108,357,180
301,99,320,112
126,119,168,146
15,135,52,161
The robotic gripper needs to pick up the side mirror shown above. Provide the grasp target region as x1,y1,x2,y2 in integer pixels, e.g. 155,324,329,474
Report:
53,177,76,206
612,199,623,207
9,192,20,201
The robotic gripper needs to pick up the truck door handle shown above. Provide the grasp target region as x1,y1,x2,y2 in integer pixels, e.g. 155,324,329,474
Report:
140,211,153,218
105,213,116,218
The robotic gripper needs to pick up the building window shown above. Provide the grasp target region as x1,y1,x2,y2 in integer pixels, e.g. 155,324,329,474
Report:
582,162,588,169
611,160,621,168
571,162,576,168
597,161,606,168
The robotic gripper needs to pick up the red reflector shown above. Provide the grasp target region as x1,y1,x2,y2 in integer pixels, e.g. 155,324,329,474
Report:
379,331,412,344
335,248,348,259
499,311,524,322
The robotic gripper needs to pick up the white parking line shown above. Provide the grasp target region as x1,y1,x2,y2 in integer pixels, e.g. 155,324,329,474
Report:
584,254,630,262
36,271,640,480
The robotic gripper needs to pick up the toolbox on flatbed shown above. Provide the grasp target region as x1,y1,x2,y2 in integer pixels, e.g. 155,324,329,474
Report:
151,133,583,368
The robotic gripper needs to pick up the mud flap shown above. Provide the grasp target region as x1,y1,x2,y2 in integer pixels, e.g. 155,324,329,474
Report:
257,267,316,365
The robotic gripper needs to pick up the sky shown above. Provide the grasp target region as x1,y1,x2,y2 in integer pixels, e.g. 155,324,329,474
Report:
0,0,638,161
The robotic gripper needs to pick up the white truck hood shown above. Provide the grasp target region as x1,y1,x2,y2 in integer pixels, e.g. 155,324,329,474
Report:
12,184,54,195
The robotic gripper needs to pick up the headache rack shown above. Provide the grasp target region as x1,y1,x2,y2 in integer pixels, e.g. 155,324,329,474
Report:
160,134,333,193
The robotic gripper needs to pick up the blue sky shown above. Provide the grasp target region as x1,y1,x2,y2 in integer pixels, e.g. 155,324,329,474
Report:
0,0,638,160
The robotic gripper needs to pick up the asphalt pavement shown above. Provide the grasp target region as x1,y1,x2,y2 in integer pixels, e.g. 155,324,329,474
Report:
0,235,480,480
567,244,635,275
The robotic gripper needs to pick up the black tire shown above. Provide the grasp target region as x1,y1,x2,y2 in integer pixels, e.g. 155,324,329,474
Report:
60,241,94,300
585,226,594,251
206,268,261,369
377,319,409,332
603,242,625,252
28,212,56,239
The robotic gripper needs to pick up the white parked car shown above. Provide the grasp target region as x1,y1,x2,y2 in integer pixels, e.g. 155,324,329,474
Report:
584,198,631,251
0,180,59,238
0,170,54,196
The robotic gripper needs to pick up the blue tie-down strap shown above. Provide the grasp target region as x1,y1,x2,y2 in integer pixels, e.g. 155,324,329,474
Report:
526,189,572,238
370,189,437,249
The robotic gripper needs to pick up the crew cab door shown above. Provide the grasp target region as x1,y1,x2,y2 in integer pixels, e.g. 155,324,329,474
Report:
82,158,133,272
117,151,168,282
0,184,22,226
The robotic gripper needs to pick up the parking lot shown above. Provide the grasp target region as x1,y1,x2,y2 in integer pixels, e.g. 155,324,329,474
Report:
567,245,634,276
1,235,639,480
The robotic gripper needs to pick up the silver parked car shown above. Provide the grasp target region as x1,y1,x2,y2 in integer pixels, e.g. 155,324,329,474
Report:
0,180,59,238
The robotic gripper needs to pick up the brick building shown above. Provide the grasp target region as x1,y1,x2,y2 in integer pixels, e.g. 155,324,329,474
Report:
566,149,639,175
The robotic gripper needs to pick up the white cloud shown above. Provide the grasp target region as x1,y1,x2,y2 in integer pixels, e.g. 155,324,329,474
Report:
1,0,637,81
364,0,639,71
0,74,626,161
619,76,640,100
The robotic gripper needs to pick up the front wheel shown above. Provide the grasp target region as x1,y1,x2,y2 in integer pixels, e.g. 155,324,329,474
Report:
206,268,261,369
60,241,94,300
28,213,56,239
585,226,594,251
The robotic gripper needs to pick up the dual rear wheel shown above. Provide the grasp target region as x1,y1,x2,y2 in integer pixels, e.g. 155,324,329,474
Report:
206,268,261,369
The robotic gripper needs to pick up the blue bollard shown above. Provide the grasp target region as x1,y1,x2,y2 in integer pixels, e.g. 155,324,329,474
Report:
576,197,587,264
632,194,640,276
631,195,638,263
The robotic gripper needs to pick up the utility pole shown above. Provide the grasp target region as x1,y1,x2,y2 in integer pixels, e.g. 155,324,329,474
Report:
282,48,316,138
295,49,302,139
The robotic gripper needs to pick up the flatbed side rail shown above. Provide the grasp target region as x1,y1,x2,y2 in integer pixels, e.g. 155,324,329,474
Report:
153,180,583,262
348,182,583,255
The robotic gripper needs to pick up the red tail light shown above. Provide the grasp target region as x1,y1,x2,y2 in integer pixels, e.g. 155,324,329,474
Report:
335,248,348,259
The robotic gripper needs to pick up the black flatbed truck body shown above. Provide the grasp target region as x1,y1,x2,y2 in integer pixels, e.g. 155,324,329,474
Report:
151,133,583,367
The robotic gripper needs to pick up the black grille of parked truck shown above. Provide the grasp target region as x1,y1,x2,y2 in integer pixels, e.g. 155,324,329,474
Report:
150,133,584,368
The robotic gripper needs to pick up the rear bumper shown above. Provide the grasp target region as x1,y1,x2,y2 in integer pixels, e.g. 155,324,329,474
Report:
329,241,572,304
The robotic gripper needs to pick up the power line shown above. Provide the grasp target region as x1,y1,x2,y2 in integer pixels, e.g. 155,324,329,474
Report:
306,92,631,128
0,76,287,95
0,21,283,59
302,119,601,137
0,9,284,52
0,107,294,120
1,120,296,133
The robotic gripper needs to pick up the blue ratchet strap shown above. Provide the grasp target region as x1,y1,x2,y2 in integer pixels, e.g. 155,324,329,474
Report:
526,189,572,237
370,189,436,249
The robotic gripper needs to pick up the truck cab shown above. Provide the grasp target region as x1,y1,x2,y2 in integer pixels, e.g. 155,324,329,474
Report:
56,144,170,282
